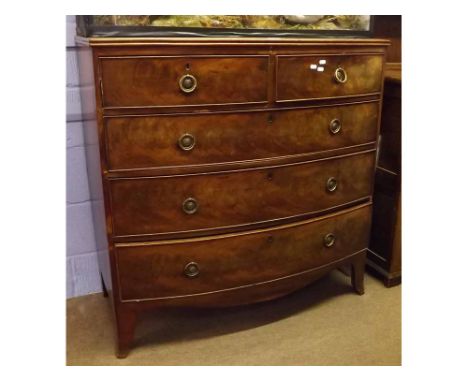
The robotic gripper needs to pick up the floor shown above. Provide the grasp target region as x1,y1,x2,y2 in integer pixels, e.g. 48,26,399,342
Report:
66,271,401,366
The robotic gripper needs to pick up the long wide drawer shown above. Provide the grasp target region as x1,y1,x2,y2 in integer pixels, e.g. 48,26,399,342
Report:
109,151,375,238
105,102,379,171
100,55,269,108
276,54,383,102
116,203,372,301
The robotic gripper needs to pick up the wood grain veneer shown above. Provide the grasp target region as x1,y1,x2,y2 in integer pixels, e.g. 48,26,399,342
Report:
77,37,388,357
104,101,379,172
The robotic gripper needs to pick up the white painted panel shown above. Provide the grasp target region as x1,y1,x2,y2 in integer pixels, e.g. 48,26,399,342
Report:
86,144,104,200
67,146,90,203
67,253,102,298
66,15,102,298
66,202,97,256
66,87,82,122
66,49,80,87
66,121,84,148
79,85,97,120
66,17,77,47
66,257,74,298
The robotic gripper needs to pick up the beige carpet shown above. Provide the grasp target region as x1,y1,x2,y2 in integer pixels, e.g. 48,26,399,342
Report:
66,271,401,366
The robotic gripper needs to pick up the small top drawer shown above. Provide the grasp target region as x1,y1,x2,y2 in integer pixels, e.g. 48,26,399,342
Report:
276,54,384,102
100,55,269,108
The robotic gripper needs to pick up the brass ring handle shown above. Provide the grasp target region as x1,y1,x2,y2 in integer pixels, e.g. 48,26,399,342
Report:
178,133,196,151
323,233,336,248
179,74,197,93
334,67,348,84
326,177,338,192
329,119,342,135
184,262,200,278
182,197,198,214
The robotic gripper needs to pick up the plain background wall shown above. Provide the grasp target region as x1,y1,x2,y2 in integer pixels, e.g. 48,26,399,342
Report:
66,15,101,298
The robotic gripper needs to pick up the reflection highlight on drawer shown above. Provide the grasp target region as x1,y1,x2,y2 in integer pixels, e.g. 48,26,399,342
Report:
276,54,384,101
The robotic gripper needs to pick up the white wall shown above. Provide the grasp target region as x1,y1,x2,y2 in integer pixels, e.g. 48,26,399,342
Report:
66,16,101,298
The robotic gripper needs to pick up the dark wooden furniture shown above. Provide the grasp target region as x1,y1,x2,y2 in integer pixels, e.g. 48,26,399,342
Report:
76,37,388,357
367,66,401,286
372,16,401,63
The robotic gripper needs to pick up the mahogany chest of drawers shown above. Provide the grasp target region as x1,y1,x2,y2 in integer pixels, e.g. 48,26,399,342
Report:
76,37,388,358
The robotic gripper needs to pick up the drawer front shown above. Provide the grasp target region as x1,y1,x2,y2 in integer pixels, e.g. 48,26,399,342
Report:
276,54,384,101
100,55,269,108
116,204,372,301
109,151,375,237
105,102,379,171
